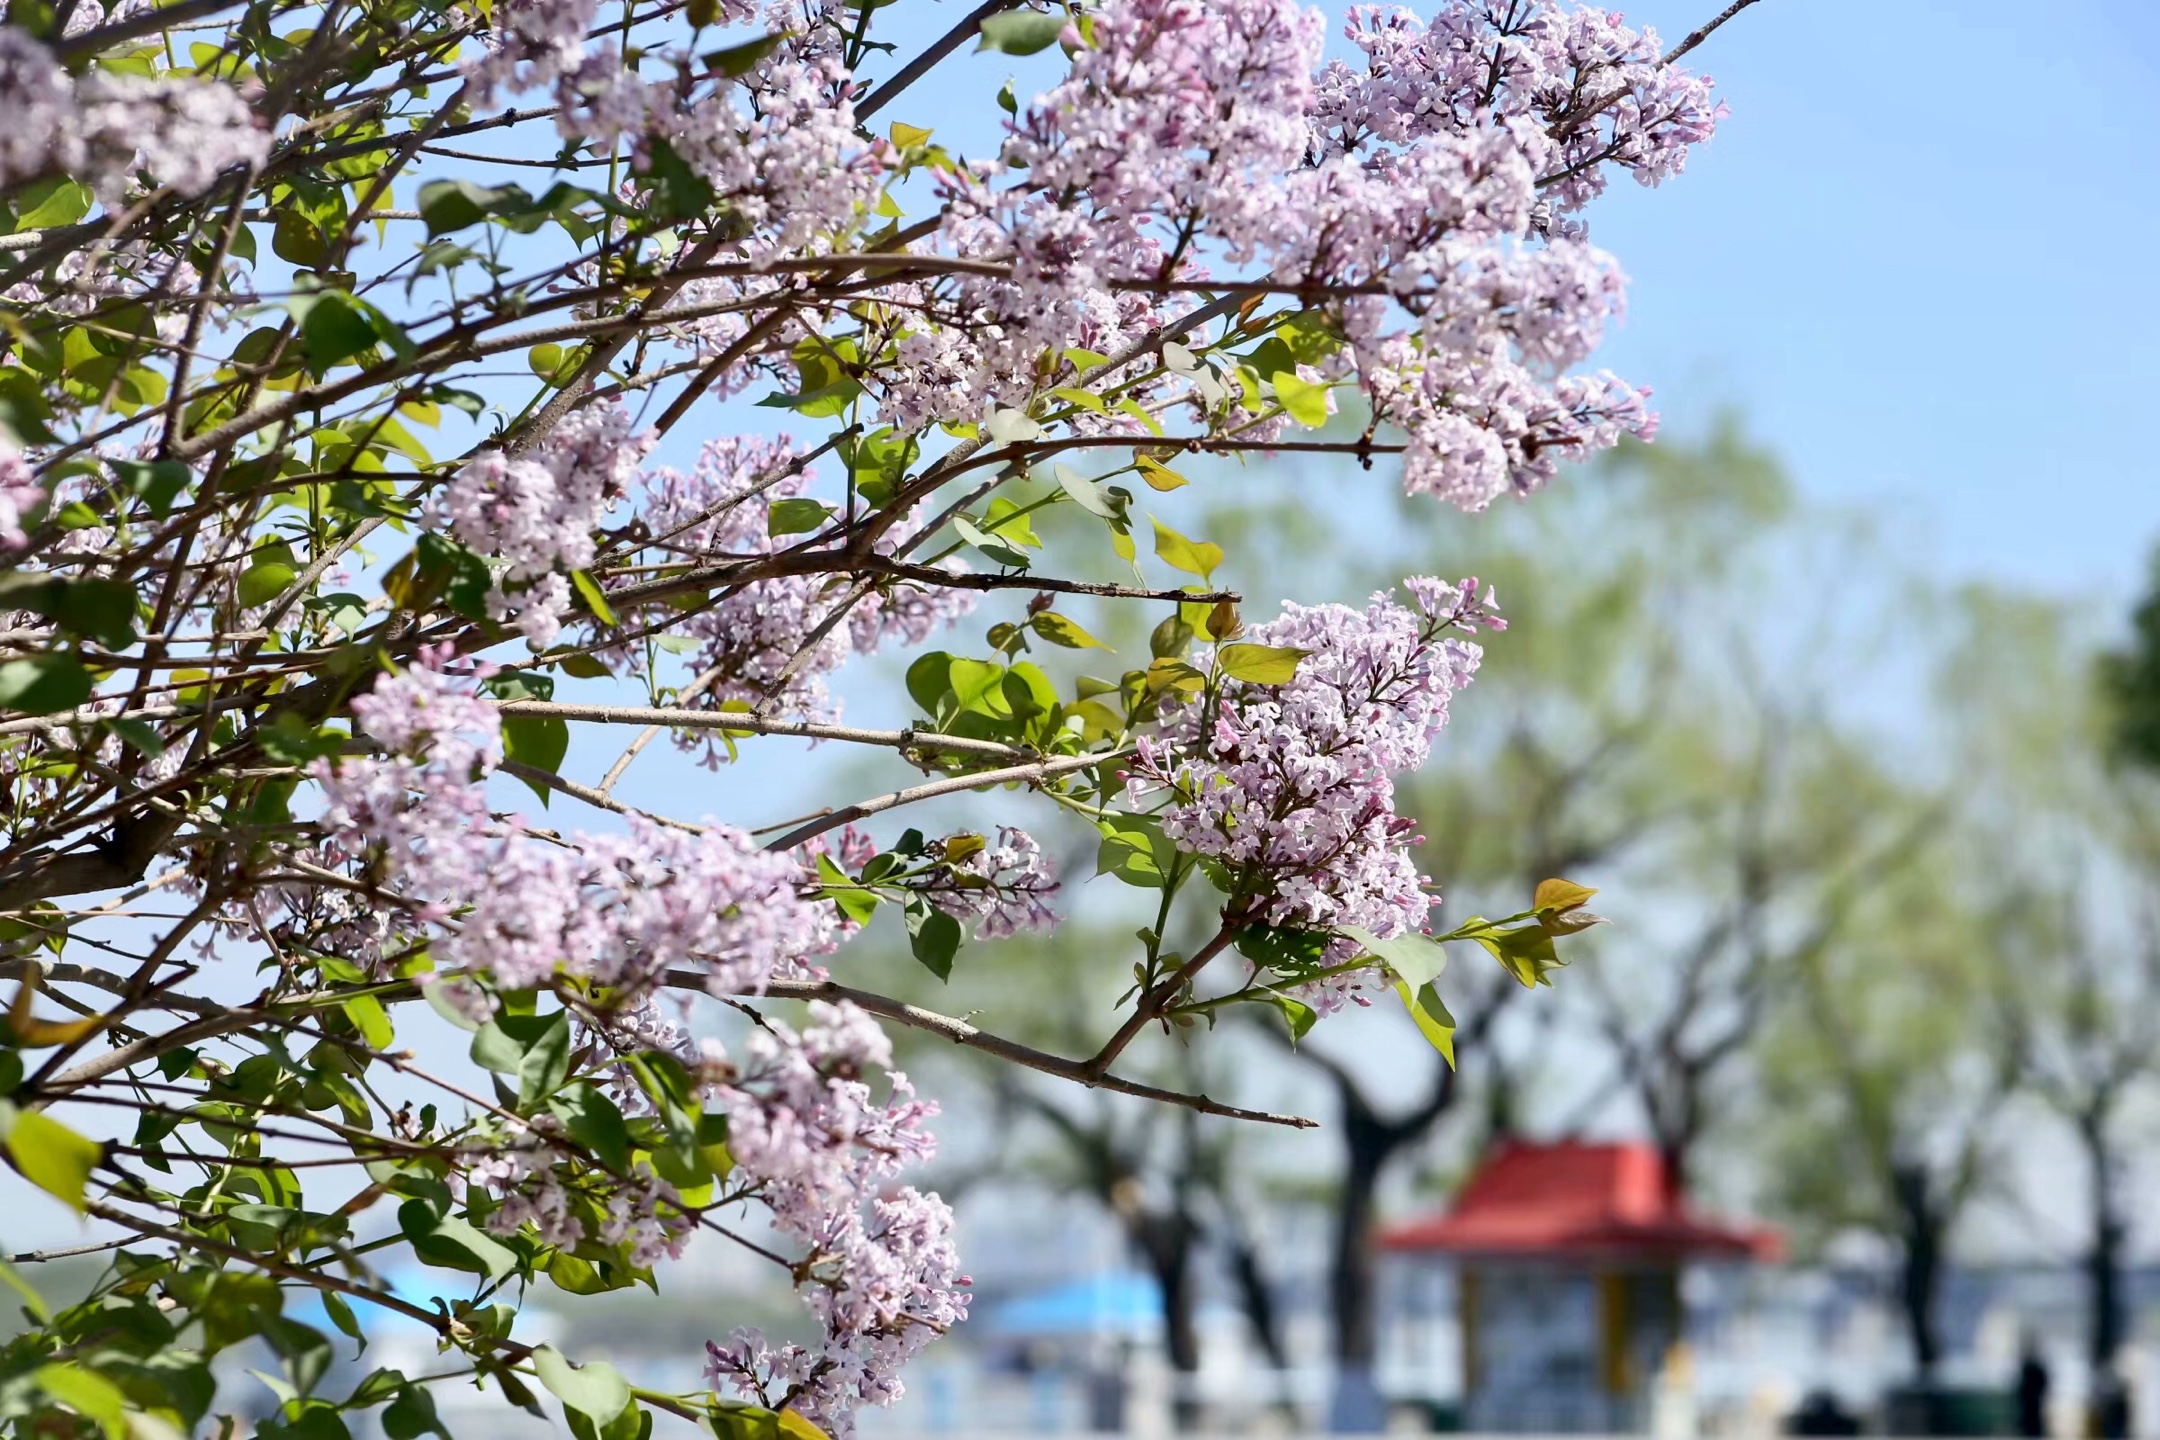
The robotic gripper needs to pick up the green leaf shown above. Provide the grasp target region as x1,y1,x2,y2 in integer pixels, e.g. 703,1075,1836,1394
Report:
321,1291,363,1351
503,714,570,805
1479,925,1567,988
0,574,137,648
976,9,1067,53
550,1084,631,1174
0,655,92,715
264,1316,335,1397
1217,642,1306,685
0,1257,49,1322
1344,925,1449,991
1030,611,1110,650
239,556,300,610
1261,991,1317,1042
381,1382,446,1440
289,291,381,374
1055,465,1119,519
11,179,93,231
516,1011,573,1109
1235,925,1333,976
647,135,719,223
947,658,1011,717
815,853,879,924
1394,980,1456,1064
768,498,832,537
1151,518,1223,581
3,1107,103,1211
569,569,618,627
951,516,1031,570
702,30,785,75
906,905,961,980
416,178,531,237
1050,385,1106,414
1271,370,1330,427
1095,819,1174,889
342,994,394,1050
397,1199,517,1279
111,457,191,516
37,1362,128,1440
905,652,953,714
532,1345,632,1425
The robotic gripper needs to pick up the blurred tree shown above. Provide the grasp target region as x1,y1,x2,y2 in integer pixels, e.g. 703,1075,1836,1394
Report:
1952,589,2160,1423
1754,810,2023,1384
2100,546,2160,768
1235,419,1919,1428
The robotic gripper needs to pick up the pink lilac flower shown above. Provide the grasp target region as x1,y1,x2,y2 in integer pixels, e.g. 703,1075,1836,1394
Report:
700,1002,968,1435
630,436,974,726
313,660,826,996
919,827,1059,939
1130,578,1502,1009
0,26,266,199
0,438,44,549
429,400,648,645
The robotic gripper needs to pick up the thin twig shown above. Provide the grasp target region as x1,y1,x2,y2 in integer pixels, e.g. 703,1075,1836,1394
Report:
760,750,1126,853
686,974,1315,1129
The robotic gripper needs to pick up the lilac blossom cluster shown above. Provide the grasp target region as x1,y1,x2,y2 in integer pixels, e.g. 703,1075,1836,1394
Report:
919,827,1061,939
465,0,885,257
630,436,975,725
700,1002,968,1435
0,24,266,199
1310,3,1728,209
444,0,1716,511
0,438,43,549
458,1134,692,1266
1131,578,1504,1006
872,0,1715,504
430,402,649,647
313,659,829,997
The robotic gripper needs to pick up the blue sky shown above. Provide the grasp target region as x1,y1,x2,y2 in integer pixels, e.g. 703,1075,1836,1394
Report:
1585,0,2160,606
868,0,2160,607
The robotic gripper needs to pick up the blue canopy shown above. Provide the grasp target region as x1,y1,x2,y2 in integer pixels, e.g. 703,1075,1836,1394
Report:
986,1273,1163,1338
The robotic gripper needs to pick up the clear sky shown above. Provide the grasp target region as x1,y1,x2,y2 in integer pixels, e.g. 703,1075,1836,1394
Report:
1585,0,2160,607
869,0,2160,606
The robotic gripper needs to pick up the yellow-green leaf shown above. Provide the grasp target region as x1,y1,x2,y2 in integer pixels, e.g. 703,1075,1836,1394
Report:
1271,370,1329,427
1217,643,1306,685
1051,386,1107,414
4,1109,103,1212
1151,518,1222,581
1136,456,1187,491
889,122,933,149
1030,612,1110,650
36,1363,128,1440
344,994,394,1050
1394,980,1456,1065
570,570,617,627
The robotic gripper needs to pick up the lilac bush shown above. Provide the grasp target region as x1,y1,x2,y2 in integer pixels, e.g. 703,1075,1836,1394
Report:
0,0,1739,1434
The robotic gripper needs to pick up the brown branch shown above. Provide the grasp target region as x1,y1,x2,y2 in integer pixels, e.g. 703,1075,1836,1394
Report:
759,750,1126,853
493,700,1033,760
854,0,1020,122
688,974,1315,1129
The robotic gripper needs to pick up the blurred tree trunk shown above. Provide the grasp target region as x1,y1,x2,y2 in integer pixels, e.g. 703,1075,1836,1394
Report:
1005,1086,1212,1431
1891,1162,1947,1381
2078,1100,2128,1375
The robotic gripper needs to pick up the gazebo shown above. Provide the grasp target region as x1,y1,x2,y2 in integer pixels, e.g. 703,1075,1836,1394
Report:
1379,1140,1781,1433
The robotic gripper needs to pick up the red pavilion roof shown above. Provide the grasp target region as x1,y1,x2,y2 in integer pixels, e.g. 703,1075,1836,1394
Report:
1377,1140,1782,1261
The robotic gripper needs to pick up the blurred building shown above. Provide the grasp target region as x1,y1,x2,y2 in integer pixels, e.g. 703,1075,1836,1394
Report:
1378,1141,1781,1434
